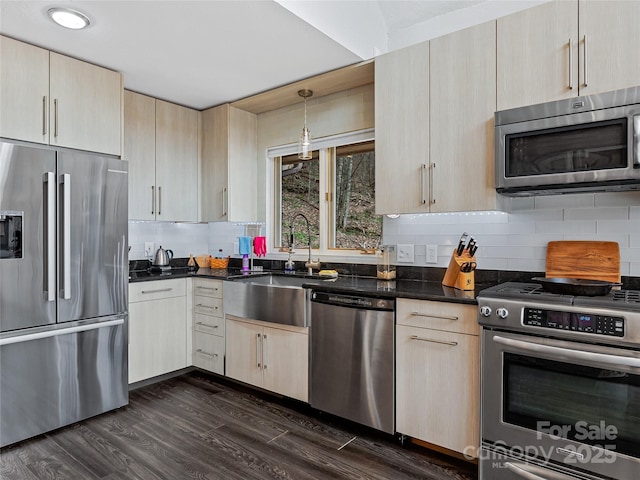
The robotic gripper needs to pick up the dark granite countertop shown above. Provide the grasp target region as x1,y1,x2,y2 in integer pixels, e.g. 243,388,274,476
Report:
129,265,486,305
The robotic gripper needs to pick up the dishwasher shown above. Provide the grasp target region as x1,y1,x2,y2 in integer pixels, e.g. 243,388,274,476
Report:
309,290,395,434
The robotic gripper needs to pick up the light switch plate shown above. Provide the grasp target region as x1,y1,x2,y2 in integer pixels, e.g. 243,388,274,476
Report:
397,244,414,263
144,242,154,258
426,245,438,264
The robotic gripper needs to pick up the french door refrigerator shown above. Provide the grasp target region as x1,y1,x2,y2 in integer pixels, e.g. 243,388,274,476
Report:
0,139,128,447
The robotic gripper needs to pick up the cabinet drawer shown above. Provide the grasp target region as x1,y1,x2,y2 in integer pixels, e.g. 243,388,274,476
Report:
194,313,224,336
194,331,224,375
194,295,223,317
193,279,223,298
129,278,186,303
397,298,479,335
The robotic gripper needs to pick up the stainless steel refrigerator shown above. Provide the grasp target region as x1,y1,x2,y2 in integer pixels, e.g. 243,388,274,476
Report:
0,139,128,447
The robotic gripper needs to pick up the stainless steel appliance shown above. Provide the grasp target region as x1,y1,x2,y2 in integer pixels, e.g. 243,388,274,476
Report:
477,282,640,480
495,86,640,196
310,291,395,434
0,140,128,447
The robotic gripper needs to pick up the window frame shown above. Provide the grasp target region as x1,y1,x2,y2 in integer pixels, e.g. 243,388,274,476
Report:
267,128,375,257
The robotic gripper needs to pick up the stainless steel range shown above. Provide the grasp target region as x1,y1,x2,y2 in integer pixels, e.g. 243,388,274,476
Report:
477,282,640,480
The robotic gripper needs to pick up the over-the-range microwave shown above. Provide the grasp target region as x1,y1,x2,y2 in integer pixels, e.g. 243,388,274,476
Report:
495,86,640,196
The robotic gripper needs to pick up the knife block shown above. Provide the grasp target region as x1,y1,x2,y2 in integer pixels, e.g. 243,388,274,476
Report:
442,250,476,291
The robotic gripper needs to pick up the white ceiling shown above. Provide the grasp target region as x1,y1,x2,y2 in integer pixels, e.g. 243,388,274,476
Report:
0,0,549,110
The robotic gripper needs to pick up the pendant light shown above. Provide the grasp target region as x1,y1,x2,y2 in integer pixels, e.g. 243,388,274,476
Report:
298,89,313,160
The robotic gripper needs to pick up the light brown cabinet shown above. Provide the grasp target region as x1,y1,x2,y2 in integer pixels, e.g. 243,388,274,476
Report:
497,0,640,110
193,279,225,375
124,90,199,221
1,35,122,155
395,299,479,456
200,104,257,222
225,316,308,402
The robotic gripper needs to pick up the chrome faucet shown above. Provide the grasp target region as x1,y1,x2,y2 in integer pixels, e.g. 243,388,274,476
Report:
289,213,321,274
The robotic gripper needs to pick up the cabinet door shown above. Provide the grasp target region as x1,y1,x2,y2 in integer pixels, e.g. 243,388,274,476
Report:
497,0,578,110
124,90,156,220
375,41,431,214
430,22,496,212
396,325,479,455
129,295,187,384
0,36,49,144
49,52,122,155
200,104,229,222
155,100,199,222
227,106,257,222
578,0,640,96
225,319,263,388
262,326,308,402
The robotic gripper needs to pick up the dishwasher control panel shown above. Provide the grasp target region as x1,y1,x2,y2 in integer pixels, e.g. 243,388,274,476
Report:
311,291,395,311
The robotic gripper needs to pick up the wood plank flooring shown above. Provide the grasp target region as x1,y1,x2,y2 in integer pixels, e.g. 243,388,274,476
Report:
1,371,478,480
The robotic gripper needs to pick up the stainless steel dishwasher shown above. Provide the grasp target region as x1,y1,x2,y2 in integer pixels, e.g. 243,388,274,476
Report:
309,290,395,434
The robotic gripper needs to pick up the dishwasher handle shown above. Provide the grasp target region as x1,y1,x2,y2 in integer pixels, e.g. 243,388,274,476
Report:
310,290,395,312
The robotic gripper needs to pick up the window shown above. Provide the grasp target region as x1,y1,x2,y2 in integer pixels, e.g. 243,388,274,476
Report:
271,130,380,254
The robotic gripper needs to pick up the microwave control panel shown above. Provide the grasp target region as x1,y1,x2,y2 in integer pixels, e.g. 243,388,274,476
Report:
523,308,625,337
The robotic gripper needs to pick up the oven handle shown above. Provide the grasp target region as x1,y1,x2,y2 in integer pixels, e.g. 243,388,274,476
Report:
493,335,640,369
505,462,570,480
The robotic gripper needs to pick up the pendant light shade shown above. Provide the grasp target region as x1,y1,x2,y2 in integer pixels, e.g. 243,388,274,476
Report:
298,89,313,160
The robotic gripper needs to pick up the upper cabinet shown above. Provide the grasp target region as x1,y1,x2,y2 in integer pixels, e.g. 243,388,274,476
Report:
375,41,430,215
497,0,640,110
0,36,122,155
124,91,199,221
430,21,496,213
200,104,257,222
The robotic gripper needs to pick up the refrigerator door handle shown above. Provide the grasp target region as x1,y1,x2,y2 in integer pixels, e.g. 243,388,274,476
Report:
0,318,125,346
60,173,71,300
43,172,56,302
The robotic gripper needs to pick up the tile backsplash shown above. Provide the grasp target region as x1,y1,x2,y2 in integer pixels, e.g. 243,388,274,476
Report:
128,192,640,277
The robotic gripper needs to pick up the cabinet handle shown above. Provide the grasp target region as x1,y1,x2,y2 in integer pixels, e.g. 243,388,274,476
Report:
420,164,427,205
196,304,218,311
53,98,58,138
196,287,219,292
568,38,573,90
42,96,48,135
151,186,155,215
158,186,162,215
256,333,261,368
410,312,458,321
196,349,218,358
263,334,268,370
583,34,588,87
196,322,218,328
141,288,173,294
222,187,228,217
410,335,458,347
429,162,436,205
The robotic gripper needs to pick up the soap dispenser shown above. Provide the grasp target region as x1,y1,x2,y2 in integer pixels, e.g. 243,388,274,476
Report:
285,252,295,273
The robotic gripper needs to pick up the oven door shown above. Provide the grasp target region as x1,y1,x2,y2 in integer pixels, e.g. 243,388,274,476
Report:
481,329,640,480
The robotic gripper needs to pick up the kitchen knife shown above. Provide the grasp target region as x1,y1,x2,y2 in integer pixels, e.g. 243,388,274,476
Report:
466,237,476,257
469,240,478,257
456,232,468,256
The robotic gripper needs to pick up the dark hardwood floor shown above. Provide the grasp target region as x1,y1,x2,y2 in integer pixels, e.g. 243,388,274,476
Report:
1,371,478,480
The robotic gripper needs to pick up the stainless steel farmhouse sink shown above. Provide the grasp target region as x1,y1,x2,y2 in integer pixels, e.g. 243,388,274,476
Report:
223,274,327,327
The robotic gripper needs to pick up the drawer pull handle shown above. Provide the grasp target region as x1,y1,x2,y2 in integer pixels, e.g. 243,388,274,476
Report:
410,335,458,347
410,312,458,321
196,304,218,310
196,349,218,358
196,322,218,328
196,287,219,292
141,288,173,294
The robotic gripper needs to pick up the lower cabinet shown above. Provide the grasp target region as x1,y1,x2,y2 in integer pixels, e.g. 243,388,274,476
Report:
128,278,188,384
396,299,479,456
225,316,308,402
192,279,225,375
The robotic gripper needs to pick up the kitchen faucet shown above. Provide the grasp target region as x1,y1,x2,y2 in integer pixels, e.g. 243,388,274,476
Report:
289,213,321,274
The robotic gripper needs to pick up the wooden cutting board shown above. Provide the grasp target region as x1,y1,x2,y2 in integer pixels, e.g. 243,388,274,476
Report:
545,241,620,282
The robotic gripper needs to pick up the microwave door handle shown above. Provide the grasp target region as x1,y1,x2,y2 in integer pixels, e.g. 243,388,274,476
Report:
43,172,56,302
492,335,640,369
60,173,71,300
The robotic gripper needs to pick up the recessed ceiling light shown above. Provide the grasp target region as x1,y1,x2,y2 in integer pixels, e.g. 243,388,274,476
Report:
47,7,91,30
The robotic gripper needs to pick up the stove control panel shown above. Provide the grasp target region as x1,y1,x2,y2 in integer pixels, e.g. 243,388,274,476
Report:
523,308,625,337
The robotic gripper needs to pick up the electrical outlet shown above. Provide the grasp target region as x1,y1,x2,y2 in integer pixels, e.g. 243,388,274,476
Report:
426,244,438,264
144,242,154,258
397,244,414,263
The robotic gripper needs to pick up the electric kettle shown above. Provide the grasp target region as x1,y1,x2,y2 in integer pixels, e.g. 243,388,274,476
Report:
152,246,173,266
